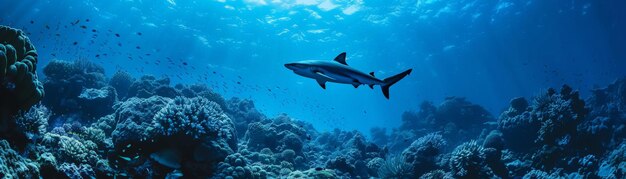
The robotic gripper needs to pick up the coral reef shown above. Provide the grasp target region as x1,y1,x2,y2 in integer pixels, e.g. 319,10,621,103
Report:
0,25,45,117
1,31,625,179
376,155,413,178
109,70,134,100
385,97,494,152
42,59,108,121
126,75,177,98
401,133,446,177
77,87,117,119
448,140,492,178
0,26,45,148
226,97,265,137
0,140,40,178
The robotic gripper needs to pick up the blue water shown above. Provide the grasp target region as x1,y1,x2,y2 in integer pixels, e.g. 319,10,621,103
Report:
2,0,625,134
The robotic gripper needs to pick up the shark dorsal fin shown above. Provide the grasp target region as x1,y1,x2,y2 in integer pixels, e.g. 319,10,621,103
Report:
369,72,375,77
334,52,347,65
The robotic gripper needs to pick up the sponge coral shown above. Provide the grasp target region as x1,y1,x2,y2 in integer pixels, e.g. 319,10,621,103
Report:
0,25,44,118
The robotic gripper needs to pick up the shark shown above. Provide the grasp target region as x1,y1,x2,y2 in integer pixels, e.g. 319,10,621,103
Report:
284,52,413,99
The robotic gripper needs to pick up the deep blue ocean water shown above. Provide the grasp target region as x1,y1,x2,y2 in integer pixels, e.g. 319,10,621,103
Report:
2,0,625,134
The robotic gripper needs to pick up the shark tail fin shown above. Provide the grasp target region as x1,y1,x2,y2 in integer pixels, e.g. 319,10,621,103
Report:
381,69,412,99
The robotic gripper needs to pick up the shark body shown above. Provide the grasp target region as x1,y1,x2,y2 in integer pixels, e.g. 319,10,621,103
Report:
284,52,412,99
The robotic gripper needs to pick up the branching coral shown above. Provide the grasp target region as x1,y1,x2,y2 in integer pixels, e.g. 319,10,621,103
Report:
401,133,446,177
449,140,492,178
15,104,49,137
377,155,413,179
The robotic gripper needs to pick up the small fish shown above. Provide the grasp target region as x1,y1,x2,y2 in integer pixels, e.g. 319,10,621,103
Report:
115,33,120,37
119,156,132,161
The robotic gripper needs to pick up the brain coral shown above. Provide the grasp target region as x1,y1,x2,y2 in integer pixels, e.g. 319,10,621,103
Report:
0,25,44,118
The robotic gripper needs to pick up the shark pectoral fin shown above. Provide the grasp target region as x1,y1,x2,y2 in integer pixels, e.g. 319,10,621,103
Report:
315,71,336,81
334,52,348,65
316,79,326,89
368,84,374,89
352,80,360,88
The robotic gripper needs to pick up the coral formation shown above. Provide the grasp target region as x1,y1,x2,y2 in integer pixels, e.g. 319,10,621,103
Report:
109,70,135,100
0,140,40,178
0,25,45,117
1,30,625,179
401,133,446,177
126,75,177,98
0,26,44,147
42,59,108,120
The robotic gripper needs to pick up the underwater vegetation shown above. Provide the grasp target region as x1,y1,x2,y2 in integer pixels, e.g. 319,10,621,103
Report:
1,25,626,179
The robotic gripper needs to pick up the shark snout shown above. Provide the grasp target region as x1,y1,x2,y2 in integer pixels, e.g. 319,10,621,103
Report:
284,63,297,70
